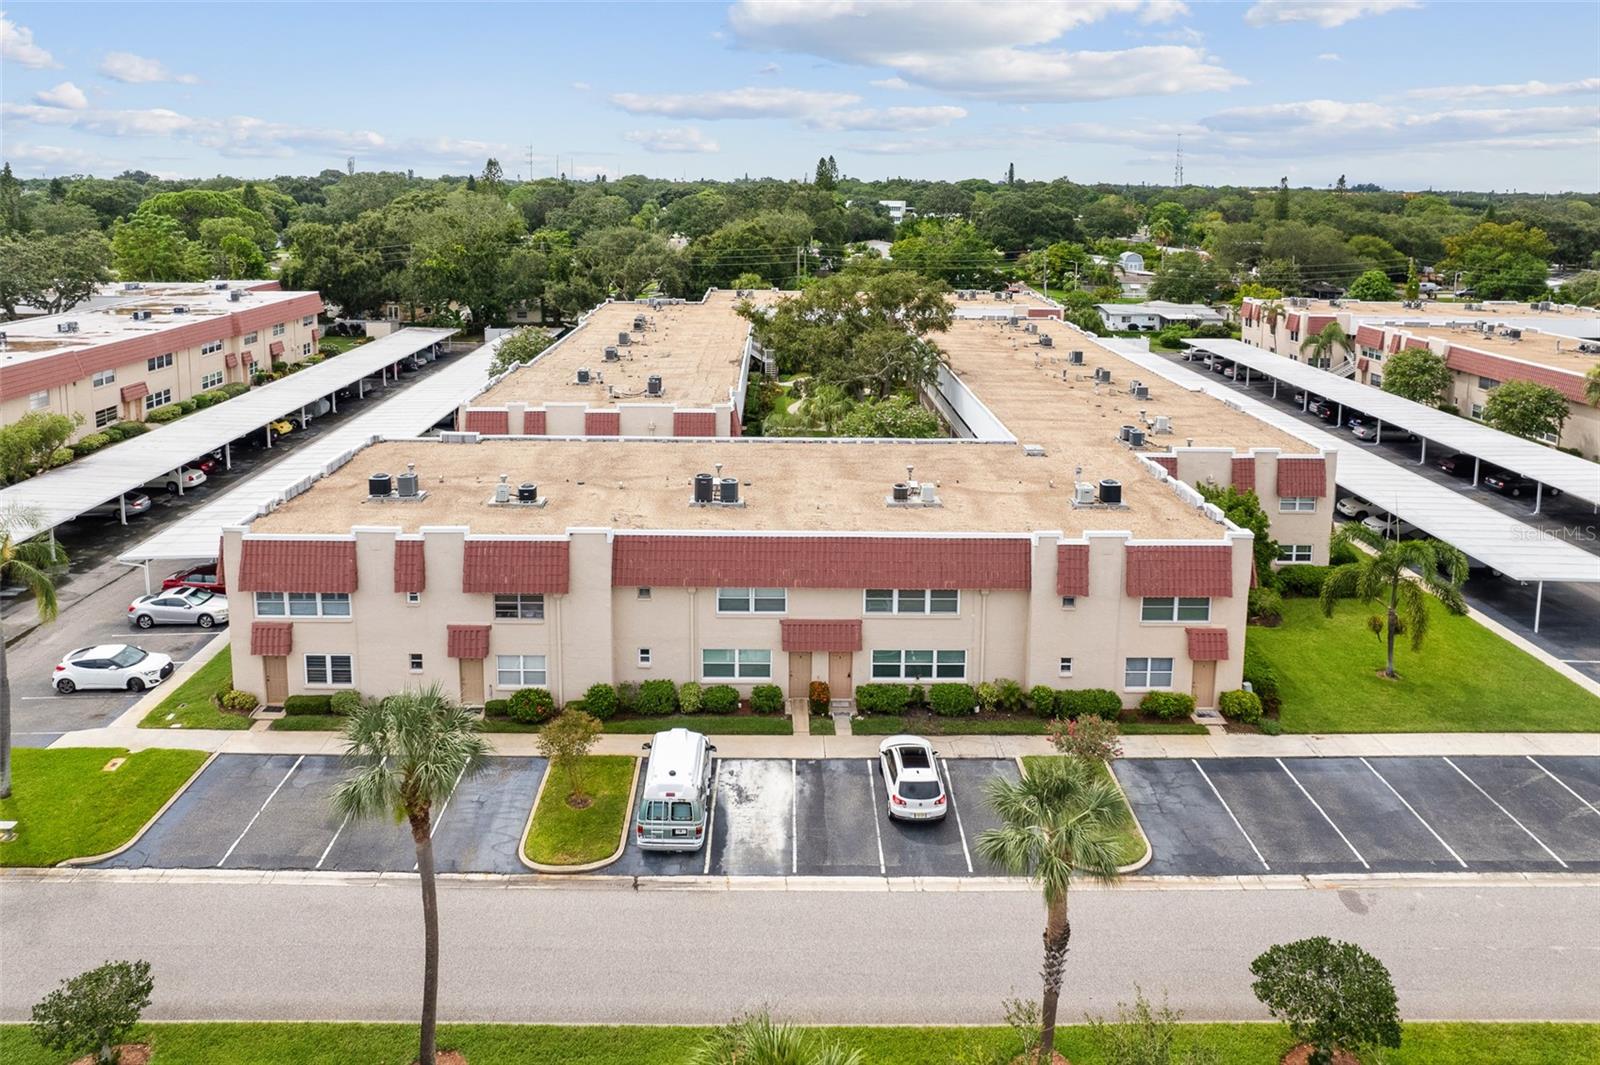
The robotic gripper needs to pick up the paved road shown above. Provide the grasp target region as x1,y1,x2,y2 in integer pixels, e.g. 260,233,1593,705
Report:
2,877,1595,1023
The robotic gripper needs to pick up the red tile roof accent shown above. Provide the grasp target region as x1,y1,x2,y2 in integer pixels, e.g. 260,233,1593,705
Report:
119,381,149,403
1186,627,1230,661
730,409,742,437
250,621,293,656
585,410,621,436
462,540,570,594
236,539,358,592
224,352,239,368
1275,457,1327,498
1304,314,1335,335
446,624,490,659
1389,333,1406,353
1355,325,1385,349
780,619,863,652
1124,545,1233,597
1231,456,1256,492
612,535,1032,589
394,539,426,593
268,341,285,357
1150,455,1178,476
1446,345,1587,402
1056,544,1090,597
523,409,546,435
1026,307,1061,319
242,351,255,364
1358,357,1370,373
673,411,718,437
462,408,509,434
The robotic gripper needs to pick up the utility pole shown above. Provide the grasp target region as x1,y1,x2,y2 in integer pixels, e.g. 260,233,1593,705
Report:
527,143,536,183
1173,134,1184,188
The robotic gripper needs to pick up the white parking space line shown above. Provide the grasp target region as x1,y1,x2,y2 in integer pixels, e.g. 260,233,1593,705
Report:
702,759,722,876
1445,757,1569,869
316,813,351,870
217,755,303,868
414,761,471,871
1191,759,1269,871
1362,758,1466,868
868,758,886,876
790,759,798,876
1276,758,1368,869
941,758,974,875
1527,757,1600,819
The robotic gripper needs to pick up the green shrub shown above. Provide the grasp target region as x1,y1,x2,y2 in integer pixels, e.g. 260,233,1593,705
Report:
100,424,128,442
1059,688,1123,720
329,690,363,716
1029,684,1057,718
1276,564,1342,598
1219,688,1264,725
508,687,556,723
677,681,703,715
616,681,640,714
929,683,977,717
1249,586,1284,626
282,694,333,715
906,683,926,709
73,432,113,454
750,684,784,714
484,698,510,718
112,420,148,439
581,683,618,720
974,681,999,712
1242,640,1281,714
145,405,185,424
1329,540,1360,566
1260,718,1283,736
176,398,199,415
808,680,830,715
854,683,910,715
1140,691,1197,720
635,679,678,716
992,678,1026,714
217,689,259,714
29,958,153,1065
48,446,73,467
702,684,740,714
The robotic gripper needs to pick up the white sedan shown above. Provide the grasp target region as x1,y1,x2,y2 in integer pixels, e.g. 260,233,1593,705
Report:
877,735,948,821
53,644,175,694
127,587,229,630
144,466,207,495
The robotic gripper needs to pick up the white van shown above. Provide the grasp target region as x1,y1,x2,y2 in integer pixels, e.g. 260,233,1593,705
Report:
635,728,716,851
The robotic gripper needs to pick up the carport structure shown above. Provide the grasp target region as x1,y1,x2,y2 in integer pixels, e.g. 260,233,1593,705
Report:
0,328,456,543
1103,338,1600,632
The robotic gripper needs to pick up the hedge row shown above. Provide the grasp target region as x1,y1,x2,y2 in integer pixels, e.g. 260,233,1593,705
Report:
854,681,1127,720
484,679,789,723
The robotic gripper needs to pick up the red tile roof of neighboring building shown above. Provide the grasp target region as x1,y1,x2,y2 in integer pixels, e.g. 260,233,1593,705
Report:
1275,456,1327,498
446,624,490,659
611,535,1032,590
461,539,570,594
250,621,293,656
463,408,509,434
673,411,718,437
1186,627,1230,661
1057,544,1090,597
236,539,358,592
780,619,863,652
585,410,621,436
523,409,546,435
120,381,149,403
1124,545,1233,597
1231,456,1256,492
1445,345,1587,402
393,538,426,593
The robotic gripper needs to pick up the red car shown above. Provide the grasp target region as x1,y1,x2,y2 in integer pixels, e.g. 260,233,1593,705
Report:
161,565,225,594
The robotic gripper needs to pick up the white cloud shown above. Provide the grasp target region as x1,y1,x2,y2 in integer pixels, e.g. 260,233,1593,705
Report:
1243,1,1419,28
893,45,1243,101
1408,77,1600,100
98,51,199,84
571,81,592,91
2,143,123,173
870,77,911,91
1140,0,1191,23
34,81,88,109
1316,52,1341,62
849,132,1013,155
610,86,861,119
818,105,967,131
0,12,54,67
623,127,720,153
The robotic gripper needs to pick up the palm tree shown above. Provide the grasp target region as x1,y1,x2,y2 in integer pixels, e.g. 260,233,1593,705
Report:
1584,363,1600,407
689,1011,862,1065
978,758,1127,1064
333,685,487,1065
1300,321,1354,369
1,505,68,799
1261,300,1285,337
1320,522,1467,680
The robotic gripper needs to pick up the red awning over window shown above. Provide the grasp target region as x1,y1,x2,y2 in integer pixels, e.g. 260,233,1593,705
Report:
1056,544,1090,597
250,622,293,656
224,353,239,368
1124,545,1234,598
236,539,358,592
394,539,426,593
446,625,490,659
462,540,570,594
269,341,285,357
120,382,149,403
242,351,255,364
780,619,862,652
1186,627,1230,661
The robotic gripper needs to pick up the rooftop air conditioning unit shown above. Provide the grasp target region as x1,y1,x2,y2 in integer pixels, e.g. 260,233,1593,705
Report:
213,281,229,291
171,305,189,314
122,282,144,291
1073,482,1096,505
1128,428,1146,447
576,367,591,384
647,374,663,397
1069,350,1084,365
1507,328,1522,340
1098,479,1122,505
229,290,244,302
56,321,79,333
603,346,620,361
1153,415,1172,433
1132,384,1150,400
1094,367,1112,383
1023,444,1046,458
396,464,420,498
1039,334,1053,348
617,332,630,346
1025,322,1037,333
368,472,393,499
131,310,152,321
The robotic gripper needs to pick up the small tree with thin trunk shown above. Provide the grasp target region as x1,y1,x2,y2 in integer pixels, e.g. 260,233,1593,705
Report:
30,959,153,1065
537,707,603,804
1320,522,1467,679
1,503,68,799
1380,346,1453,406
1250,937,1402,1065
979,757,1126,1063
334,685,487,1065
1299,321,1353,369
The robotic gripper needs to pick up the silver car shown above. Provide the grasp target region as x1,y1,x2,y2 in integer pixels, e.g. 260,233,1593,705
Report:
85,492,152,519
127,587,229,629
877,735,948,821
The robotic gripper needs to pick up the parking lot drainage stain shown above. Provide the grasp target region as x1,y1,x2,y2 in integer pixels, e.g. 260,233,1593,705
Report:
716,760,794,876
1338,889,1370,915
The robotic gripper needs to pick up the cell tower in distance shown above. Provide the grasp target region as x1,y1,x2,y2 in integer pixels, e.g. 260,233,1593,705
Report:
1173,135,1183,188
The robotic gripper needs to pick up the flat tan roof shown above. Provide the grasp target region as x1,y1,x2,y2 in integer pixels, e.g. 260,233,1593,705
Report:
1267,298,1600,322
1399,324,1600,376
473,291,771,409
249,435,1222,539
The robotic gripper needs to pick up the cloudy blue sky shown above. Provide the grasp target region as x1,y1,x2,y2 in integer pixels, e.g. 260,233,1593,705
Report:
3,1,1596,191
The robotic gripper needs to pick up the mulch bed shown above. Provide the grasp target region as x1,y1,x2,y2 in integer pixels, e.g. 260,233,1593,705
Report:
1280,1046,1359,1065
71,1046,151,1065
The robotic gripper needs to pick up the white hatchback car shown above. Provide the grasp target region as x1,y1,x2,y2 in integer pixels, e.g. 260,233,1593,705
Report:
53,644,175,694
877,735,947,821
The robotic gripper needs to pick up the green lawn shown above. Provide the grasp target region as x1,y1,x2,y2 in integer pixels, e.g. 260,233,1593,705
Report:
138,649,249,730
4,1022,1587,1065
1119,721,1208,735
524,755,635,866
852,713,1054,736
809,715,837,736
317,336,368,355
1251,599,1600,732
600,714,792,735
269,714,347,732
0,748,208,866
1021,756,1148,867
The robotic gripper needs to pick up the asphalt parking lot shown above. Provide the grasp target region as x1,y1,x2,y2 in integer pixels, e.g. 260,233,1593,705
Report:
1115,755,1600,875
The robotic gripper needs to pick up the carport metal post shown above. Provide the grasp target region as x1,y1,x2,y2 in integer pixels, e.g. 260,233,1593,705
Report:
1419,438,1427,465
1243,366,1251,387
1534,482,1543,515
1272,378,1278,399
1336,402,1343,425
224,442,232,470
1376,419,1383,445
1472,456,1481,488
299,404,307,429
330,390,337,414
118,493,127,525
1534,581,1544,633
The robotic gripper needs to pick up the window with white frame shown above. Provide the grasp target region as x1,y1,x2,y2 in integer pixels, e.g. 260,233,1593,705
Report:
405,591,420,605
94,406,117,428
1470,403,1484,420
304,653,353,686
1060,595,1077,609
301,342,312,357
201,339,224,355
637,587,652,600
1478,376,1500,390
28,390,49,410
144,388,171,411
1278,544,1314,563
496,654,546,687
1370,373,1383,388
1140,597,1211,623
302,315,315,327
1124,657,1174,689
243,331,258,344
638,648,652,666
716,588,786,613
147,353,173,371
408,653,423,672
870,649,966,680
254,591,350,618
1058,657,1074,677
92,369,116,388
1536,430,1559,445
701,648,772,679
864,588,959,615
1278,496,1316,512
201,371,224,390
272,322,286,337
493,594,544,620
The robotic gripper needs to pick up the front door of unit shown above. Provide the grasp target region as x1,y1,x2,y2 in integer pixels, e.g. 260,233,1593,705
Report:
263,656,288,706
458,658,486,706
787,652,813,700
827,651,853,700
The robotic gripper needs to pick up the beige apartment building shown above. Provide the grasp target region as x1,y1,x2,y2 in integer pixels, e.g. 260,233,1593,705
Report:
223,297,1336,712
1240,297,1600,459
0,281,323,441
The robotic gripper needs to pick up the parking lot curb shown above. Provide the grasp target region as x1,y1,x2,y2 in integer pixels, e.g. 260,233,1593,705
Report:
1106,762,1154,875
57,750,220,868
519,756,640,874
